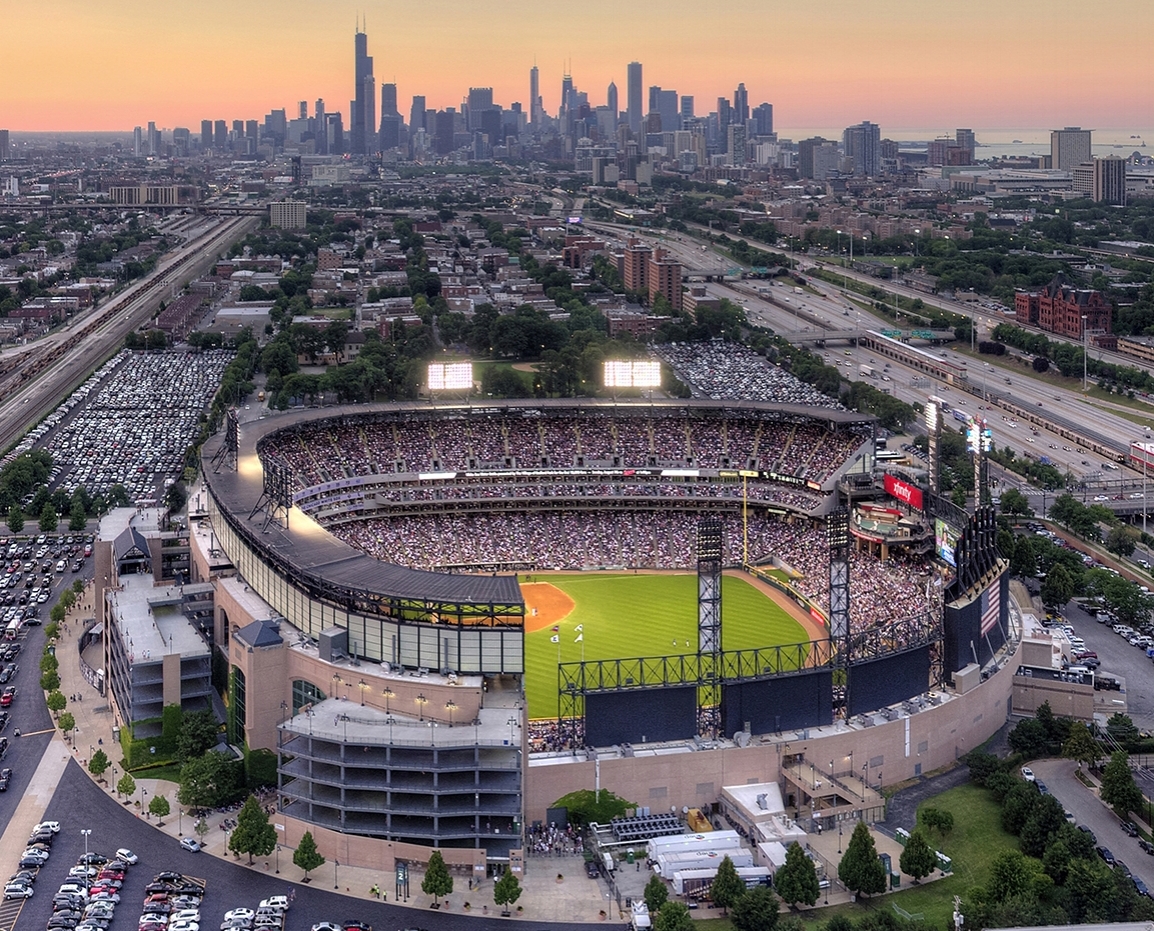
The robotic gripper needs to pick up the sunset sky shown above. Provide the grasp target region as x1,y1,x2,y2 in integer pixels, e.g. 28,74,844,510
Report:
4,0,1151,135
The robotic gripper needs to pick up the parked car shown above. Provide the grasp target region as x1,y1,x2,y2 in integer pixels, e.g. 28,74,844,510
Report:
1021,766,1035,782
178,838,201,853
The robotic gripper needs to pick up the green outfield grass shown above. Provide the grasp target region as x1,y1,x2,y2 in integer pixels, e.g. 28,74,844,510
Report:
522,572,809,717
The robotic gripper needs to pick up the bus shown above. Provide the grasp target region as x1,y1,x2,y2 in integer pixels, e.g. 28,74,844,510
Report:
4,619,20,641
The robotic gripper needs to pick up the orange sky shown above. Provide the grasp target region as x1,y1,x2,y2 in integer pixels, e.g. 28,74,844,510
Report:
4,0,1152,134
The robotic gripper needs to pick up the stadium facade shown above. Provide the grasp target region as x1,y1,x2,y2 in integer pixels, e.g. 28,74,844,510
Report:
195,400,1018,874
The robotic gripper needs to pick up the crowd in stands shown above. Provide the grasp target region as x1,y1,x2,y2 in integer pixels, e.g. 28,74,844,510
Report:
328,510,934,628
527,719,585,754
260,408,866,490
654,341,841,409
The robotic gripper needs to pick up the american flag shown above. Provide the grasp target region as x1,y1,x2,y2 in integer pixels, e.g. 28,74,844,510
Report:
981,582,1001,637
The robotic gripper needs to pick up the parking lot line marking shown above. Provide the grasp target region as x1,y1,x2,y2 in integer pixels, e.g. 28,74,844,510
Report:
16,730,53,737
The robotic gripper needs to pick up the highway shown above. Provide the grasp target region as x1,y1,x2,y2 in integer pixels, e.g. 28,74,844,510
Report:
0,214,258,457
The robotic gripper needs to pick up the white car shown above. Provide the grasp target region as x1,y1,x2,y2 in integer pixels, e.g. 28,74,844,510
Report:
171,911,201,924
4,883,33,899
259,897,289,912
1021,766,1035,782
116,848,139,865
178,838,201,853
169,922,199,931
223,911,254,923
34,821,61,833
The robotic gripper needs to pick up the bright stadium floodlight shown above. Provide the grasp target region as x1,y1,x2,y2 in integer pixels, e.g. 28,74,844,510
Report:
603,360,661,388
428,361,474,392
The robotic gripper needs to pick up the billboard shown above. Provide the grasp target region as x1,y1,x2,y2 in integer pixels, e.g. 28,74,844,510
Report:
585,686,697,746
428,362,474,391
604,360,662,388
884,474,924,510
934,518,960,567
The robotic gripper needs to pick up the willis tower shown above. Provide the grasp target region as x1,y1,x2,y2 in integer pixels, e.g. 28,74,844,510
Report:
351,21,375,156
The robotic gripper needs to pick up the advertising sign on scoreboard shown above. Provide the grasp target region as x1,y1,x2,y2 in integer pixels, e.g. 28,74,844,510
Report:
603,360,662,388
934,518,960,568
428,362,474,391
883,474,924,510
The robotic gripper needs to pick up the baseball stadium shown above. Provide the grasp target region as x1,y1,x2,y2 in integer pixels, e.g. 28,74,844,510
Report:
194,393,1017,876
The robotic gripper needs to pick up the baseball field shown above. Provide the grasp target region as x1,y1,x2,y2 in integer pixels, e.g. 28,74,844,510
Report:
520,570,821,718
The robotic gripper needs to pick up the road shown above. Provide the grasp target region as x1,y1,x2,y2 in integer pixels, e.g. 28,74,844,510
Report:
1032,758,1154,887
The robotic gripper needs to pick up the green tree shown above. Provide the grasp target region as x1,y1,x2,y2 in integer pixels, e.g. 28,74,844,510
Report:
38,502,58,532
899,829,938,883
550,788,635,828
88,749,109,780
987,850,1039,904
194,817,209,841
773,841,819,908
838,821,886,897
57,710,75,735
1008,717,1049,757
710,855,746,915
421,849,453,905
176,709,221,763
46,689,67,716
117,772,136,801
1041,563,1075,609
493,870,522,914
654,901,694,931
999,488,1033,516
68,502,87,532
1100,749,1144,818
1011,535,1038,578
7,505,23,533
1106,525,1139,558
1106,713,1140,746
40,667,61,691
149,793,171,824
177,750,241,810
293,830,325,879
228,794,277,864
1063,722,1101,769
643,874,669,914
730,884,780,931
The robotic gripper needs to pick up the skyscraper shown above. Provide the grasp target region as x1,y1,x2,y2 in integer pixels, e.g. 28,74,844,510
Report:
680,96,694,125
0,129,8,162
732,83,749,125
380,84,400,151
626,61,643,134
200,120,212,151
607,82,618,122
133,126,143,157
467,87,494,131
752,103,773,137
529,65,540,127
843,120,881,177
1051,126,1091,171
351,23,376,156
315,100,327,154
410,96,426,134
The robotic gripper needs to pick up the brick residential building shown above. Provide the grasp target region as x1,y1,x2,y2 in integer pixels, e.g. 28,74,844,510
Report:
1015,274,1111,339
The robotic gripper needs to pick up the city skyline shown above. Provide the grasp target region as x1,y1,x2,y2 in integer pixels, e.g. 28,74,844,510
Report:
3,0,1151,134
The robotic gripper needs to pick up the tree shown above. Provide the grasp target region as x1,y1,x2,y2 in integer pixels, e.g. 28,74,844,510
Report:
46,689,67,716
57,710,75,735
920,807,954,838
643,874,669,914
773,841,819,908
493,869,522,914
965,750,1001,786
38,502,58,532
422,849,453,905
1063,722,1101,769
176,709,221,763
1008,717,1049,757
41,667,61,691
293,830,325,880
987,850,1040,904
1100,749,1144,818
710,855,746,915
88,749,109,780
228,794,277,864
178,751,241,810
654,901,694,931
6,505,23,533
730,884,780,931
194,817,209,841
899,830,938,883
149,793,171,824
1041,563,1075,609
838,821,886,897
999,488,1033,516
117,772,136,801
1106,525,1139,558
550,788,635,828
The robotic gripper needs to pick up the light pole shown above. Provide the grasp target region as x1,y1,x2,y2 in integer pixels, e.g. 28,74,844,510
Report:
445,700,457,727
81,829,91,863
275,844,280,874
141,786,148,818
383,687,394,713
1082,314,1088,390
111,766,118,799
334,859,339,890
358,679,367,706
416,693,427,721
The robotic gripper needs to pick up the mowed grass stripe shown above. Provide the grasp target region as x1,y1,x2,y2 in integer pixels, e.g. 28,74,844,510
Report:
522,573,808,718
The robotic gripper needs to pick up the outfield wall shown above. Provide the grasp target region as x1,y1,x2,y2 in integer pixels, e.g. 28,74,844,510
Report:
525,636,1017,824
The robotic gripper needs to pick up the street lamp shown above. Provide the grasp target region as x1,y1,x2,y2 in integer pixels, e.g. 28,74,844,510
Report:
335,859,340,890
445,699,457,727
416,693,427,721
275,844,280,874
111,766,118,799
382,687,394,713
358,679,367,706
81,829,91,863
838,823,843,854
141,786,148,818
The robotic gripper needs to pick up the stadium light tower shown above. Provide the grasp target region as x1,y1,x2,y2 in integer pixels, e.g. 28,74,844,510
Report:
603,359,661,398
428,361,475,398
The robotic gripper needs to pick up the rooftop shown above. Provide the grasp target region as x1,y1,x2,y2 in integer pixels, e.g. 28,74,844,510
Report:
108,573,211,663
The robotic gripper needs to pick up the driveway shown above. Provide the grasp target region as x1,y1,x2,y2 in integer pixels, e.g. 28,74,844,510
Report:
1031,758,1154,887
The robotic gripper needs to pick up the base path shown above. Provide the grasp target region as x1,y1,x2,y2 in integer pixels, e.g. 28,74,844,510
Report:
522,581,576,632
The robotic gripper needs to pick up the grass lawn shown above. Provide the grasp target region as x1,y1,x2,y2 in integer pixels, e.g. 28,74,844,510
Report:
521,573,806,717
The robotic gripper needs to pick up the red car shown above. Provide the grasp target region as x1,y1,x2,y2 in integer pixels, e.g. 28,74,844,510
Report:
0,687,14,707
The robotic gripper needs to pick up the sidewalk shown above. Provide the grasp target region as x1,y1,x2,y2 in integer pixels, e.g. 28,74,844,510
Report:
51,582,616,923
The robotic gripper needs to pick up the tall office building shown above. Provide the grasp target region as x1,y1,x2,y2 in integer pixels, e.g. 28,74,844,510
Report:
727,124,747,166
843,120,881,177
214,120,228,150
1051,126,1092,171
200,120,213,151
529,65,541,128
607,82,618,122
314,100,327,154
351,23,376,155
655,90,678,135
133,127,143,157
172,127,190,157
752,103,773,137
732,83,749,125
380,83,401,151
955,128,975,163
626,61,643,134
467,87,494,131
147,121,161,156
0,129,8,162
410,96,427,134
680,96,694,125
1073,156,1126,205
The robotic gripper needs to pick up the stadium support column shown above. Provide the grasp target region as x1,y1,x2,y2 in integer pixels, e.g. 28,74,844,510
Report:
210,408,239,473
827,507,850,713
249,457,293,532
697,519,723,735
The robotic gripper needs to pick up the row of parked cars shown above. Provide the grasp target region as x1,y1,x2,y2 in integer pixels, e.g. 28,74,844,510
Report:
136,867,207,931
